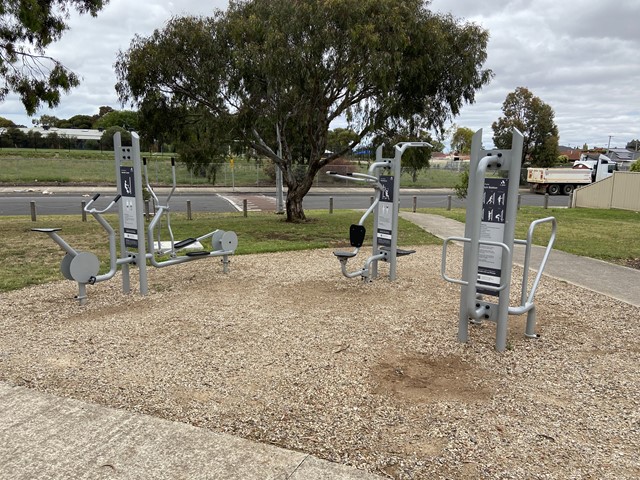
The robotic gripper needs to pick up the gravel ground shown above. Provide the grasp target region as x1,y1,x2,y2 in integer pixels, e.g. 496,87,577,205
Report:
1,245,639,479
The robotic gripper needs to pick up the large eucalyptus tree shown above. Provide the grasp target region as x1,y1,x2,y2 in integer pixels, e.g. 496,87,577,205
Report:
116,0,492,221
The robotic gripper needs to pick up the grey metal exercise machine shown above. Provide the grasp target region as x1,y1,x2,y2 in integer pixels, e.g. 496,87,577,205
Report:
441,128,557,351
328,142,430,281
33,132,238,304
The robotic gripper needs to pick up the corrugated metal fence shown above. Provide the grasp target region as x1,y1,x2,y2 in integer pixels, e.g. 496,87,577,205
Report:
573,172,640,211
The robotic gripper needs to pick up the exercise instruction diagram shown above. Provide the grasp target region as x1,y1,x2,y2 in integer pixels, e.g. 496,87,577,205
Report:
477,177,508,296
120,166,139,248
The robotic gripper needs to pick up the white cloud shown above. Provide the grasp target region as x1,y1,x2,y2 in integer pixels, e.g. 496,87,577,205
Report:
430,0,640,149
3,0,640,150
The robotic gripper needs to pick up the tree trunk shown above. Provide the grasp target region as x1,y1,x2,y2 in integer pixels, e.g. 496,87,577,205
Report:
285,184,308,222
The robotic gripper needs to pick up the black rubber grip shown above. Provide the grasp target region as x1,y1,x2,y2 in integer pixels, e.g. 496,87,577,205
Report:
327,171,336,175
113,194,122,203
171,157,176,166
143,157,147,165
92,193,100,201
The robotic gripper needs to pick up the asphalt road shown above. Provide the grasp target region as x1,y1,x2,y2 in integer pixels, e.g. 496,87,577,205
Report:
0,190,570,216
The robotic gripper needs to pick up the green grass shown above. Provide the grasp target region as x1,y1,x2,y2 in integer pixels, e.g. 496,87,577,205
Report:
421,206,640,263
0,148,464,187
0,210,439,292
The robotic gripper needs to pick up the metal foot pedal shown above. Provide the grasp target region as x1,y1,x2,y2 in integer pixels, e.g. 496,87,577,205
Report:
174,237,198,249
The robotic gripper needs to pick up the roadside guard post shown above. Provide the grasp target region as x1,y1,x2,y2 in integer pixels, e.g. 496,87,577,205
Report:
441,128,557,351
328,142,430,282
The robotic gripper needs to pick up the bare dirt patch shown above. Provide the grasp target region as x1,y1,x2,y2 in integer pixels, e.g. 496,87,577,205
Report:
1,245,639,479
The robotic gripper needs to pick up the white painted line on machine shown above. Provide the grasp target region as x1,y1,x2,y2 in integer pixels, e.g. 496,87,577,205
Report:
154,241,204,251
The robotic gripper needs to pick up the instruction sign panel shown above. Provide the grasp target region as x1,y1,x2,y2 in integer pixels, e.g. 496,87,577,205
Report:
477,177,508,296
377,175,394,247
119,166,138,248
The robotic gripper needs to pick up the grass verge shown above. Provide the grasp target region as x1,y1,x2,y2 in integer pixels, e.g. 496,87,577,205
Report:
421,206,640,264
1,210,439,292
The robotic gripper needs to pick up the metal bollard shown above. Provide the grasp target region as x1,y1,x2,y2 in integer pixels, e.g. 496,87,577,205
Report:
544,193,549,209
447,195,452,211
243,199,248,217
30,201,36,221
144,200,150,219
329,197,333,214
187,200,192,220
568,192,574,208
517,194,522,210
412,196,417,213
370,196,374,206
81,201,87,222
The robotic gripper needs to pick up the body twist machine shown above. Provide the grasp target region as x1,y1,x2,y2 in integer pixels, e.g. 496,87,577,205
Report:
328,142,430,282
441,128,557,351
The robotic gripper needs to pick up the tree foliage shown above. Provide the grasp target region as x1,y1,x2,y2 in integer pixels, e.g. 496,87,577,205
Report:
492,87,559,167
0,0,108,115
626,139,640,152
450,125,474,154
326,128,360,154
0,116,15,127
631,160,640,172
94,110,139,131
116,0,492,221
371,128,441,182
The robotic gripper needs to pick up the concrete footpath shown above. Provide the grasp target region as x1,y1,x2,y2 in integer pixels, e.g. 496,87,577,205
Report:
0,383,381,480
401,212,640,308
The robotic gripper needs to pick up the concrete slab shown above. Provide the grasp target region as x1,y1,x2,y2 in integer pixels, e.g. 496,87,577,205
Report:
0,383,381,480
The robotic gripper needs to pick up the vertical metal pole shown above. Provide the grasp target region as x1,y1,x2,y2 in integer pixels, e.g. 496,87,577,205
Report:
329,197,333,214
370,145,384,280
243,199,248,217
187,200,192,220
81,201,87,222
517,194,522,210
29,201,36,221
544,193,549,209
370,196,374,206
568,192,573,208
495,129,524,352
131,133,148,296
114,132,130,293
412,196,417,212
447,195,452,211
458,129,484,343
144,200,150,220
388,146,402,281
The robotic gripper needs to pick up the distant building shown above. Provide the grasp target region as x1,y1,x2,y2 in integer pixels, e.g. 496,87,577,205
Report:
604,148,640,168
0,126,104,141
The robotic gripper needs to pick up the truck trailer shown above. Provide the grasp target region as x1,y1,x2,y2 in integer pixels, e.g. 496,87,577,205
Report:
527,157,618,195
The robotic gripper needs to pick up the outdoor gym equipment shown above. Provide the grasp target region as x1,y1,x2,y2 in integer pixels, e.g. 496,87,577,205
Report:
441,128,557,351
32,132,238,304
31,193,123,305
142,156,238,269
328,142,431,281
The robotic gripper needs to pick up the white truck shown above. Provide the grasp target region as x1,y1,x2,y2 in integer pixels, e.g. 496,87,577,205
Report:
527,157,618,195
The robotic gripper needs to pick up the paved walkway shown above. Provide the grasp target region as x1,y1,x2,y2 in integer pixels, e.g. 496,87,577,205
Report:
401,212,640,308
0,383,381,480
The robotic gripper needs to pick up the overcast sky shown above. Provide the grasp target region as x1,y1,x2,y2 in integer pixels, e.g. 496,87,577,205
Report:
2,0,639,151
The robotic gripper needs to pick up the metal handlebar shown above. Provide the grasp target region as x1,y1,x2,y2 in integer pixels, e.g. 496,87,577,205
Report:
84,193,122,214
